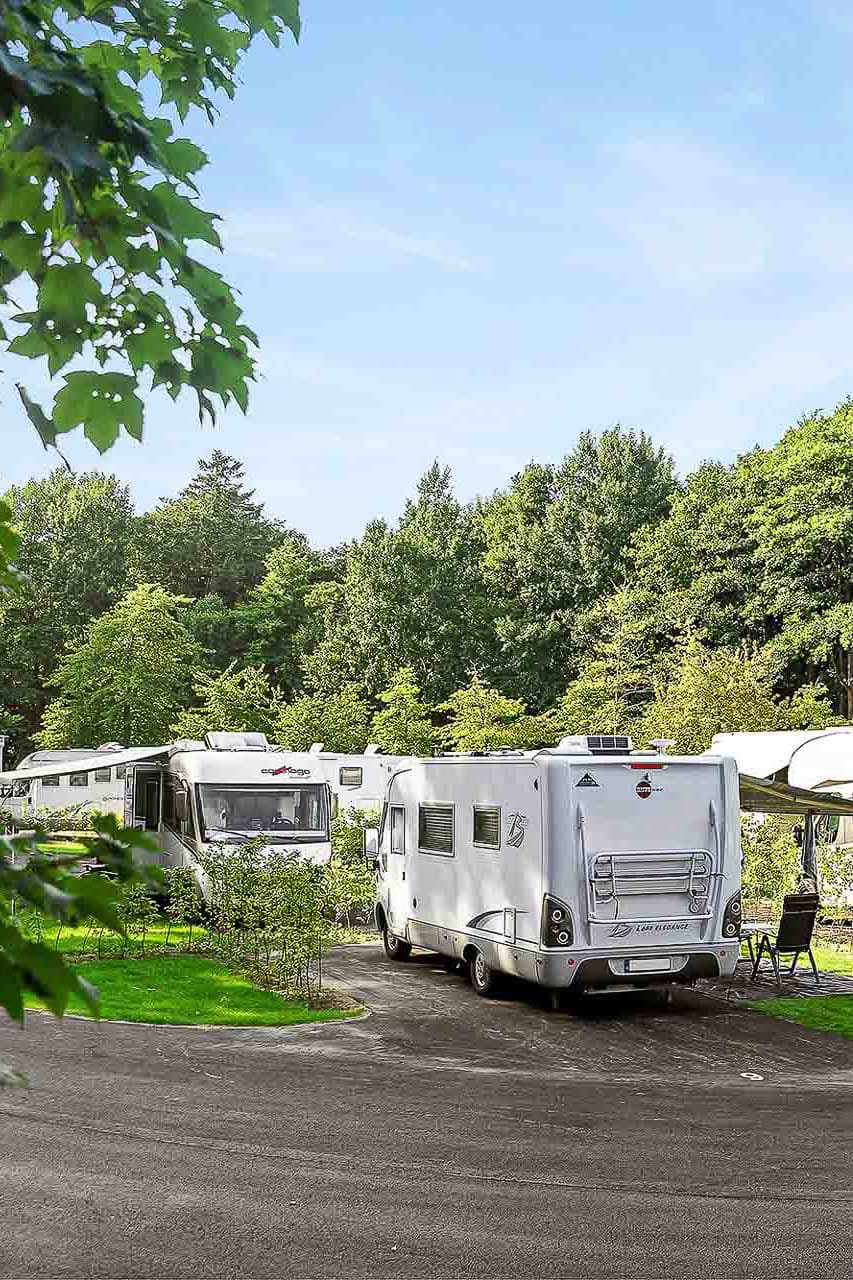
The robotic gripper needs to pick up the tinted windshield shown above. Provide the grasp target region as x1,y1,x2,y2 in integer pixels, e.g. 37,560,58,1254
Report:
198,784,328,841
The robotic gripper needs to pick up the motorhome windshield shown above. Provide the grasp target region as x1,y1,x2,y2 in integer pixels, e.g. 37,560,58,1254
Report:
198,784,328,842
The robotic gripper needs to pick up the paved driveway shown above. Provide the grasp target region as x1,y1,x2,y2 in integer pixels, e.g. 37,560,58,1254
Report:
1,944,853,1278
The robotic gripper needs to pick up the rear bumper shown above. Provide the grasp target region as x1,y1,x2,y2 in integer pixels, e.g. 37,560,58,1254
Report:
535,942,739,990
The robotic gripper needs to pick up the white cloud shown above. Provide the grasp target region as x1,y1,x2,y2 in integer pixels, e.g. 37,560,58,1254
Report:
221,203,481,275
588,134,853,290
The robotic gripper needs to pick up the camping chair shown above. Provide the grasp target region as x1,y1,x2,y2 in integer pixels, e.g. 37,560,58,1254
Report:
751,893,821,988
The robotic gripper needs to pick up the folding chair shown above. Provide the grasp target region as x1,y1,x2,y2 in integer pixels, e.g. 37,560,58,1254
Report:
751,893,820,987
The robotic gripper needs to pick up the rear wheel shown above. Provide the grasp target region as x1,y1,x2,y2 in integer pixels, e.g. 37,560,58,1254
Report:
383,929,412,961
469,947,499,997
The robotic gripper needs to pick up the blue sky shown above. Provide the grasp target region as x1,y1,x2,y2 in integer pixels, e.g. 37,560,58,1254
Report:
5,0,853,543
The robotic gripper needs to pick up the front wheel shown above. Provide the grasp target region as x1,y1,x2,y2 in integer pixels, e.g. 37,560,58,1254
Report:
469,947,500,997
383,929,412,961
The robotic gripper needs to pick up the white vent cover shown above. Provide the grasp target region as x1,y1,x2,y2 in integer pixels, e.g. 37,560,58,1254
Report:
204,732,269,752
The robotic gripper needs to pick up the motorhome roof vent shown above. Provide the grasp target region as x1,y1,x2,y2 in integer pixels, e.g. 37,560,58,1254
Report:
310,743,324,754
203,732,269,752
169,739,206,756
96,742,126,752
364,743,381,755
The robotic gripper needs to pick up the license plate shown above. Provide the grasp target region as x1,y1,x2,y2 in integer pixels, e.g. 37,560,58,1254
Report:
627,957,672,973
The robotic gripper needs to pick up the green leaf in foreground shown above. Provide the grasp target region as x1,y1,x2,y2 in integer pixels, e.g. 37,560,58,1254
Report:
53,373,144,451
1,0,301,454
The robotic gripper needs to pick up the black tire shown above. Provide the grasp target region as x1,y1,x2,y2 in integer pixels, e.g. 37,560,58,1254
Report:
383,929,412,961
469,947,500,997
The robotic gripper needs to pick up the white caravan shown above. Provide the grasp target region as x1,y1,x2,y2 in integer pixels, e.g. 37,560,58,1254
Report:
369,736,744,997
1,733,408,891
0,744,163,825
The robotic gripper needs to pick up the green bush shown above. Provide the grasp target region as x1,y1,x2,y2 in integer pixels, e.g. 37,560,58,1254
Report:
197,839,326,997
741,815,801,908
324,808,378,928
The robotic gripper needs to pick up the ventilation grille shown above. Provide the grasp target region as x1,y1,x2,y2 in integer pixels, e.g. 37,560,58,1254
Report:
586,735,633,755
473,806,501,849
419,804,454,854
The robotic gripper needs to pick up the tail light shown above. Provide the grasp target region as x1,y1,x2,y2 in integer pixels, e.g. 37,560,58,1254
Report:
722,890,742,939
541,895,574,948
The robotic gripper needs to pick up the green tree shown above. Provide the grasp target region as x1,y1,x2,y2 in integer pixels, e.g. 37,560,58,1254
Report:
747,405,853,715
478,429,676,707
131,451,284,604
548,601,652,739
183,593,244,670
172,663,283,740
638,639,840,755
305,465,497,703
624,459,762,657
0,469,134,750
370,667,437,755
1,1,300,451
239,535,335,693
37,583,202,747
275,684,371,753
439,676,535,752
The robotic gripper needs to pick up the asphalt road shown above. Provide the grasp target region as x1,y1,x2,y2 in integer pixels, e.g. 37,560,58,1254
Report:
2,945,853,1279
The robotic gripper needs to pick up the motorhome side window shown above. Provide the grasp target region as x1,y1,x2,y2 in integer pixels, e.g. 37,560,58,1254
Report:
94,768,111,783
163,775,176,829
164,774,194,840
418,804,454,856
340,767,362,788
115,765,126,781
390,806,405,854
42,776,60,788
69,772,88,788
473,806,501,850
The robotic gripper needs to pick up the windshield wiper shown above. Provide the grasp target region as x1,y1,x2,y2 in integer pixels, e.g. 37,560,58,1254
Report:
208,828,253,843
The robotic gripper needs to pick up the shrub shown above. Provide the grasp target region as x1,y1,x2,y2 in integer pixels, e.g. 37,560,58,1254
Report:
324,808,377,928
197,839,326,997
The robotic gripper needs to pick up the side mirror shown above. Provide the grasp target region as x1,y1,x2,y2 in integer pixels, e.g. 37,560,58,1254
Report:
363,828,379,864
175,791,188,823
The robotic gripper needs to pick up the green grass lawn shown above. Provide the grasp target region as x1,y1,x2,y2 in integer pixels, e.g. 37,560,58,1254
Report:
741,941,853,977
750,995,853,1038
31,919,206,956
35,839,91,857
25,953,357,1026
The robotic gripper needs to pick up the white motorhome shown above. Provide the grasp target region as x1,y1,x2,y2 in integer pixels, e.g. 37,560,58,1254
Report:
0,744,159,825
368,736,744,997
1,733,408,891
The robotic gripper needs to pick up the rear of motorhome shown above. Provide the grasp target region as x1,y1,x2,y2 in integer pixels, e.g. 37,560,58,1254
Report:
370,737,743,996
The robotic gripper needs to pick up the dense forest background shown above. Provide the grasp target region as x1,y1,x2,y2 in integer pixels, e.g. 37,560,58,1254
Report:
3,400,853,765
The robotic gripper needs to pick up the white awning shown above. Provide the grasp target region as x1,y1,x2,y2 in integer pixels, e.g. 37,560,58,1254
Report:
710,731,831,779
0,745,168,785
787,730,853,791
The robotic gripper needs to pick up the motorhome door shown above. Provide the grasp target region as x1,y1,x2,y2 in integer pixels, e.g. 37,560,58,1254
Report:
124,765,162,831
